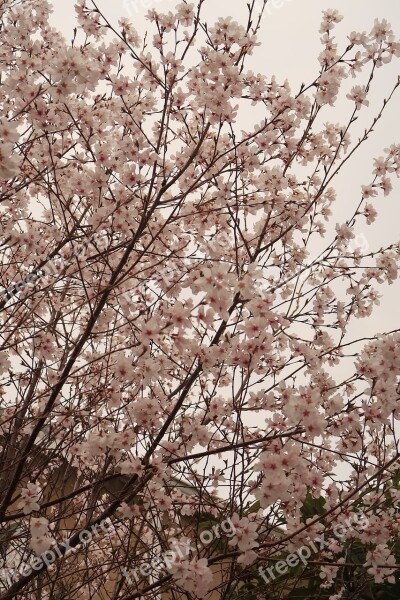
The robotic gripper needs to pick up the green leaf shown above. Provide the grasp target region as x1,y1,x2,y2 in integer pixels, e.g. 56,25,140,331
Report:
244,500,260,515
300,491,326,519
197,519,216,530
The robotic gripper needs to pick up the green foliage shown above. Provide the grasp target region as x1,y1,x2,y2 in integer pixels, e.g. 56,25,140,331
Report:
300,491,326,520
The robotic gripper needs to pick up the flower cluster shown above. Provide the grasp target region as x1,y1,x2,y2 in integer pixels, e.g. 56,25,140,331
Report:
18,483,41,515
365,544,397,584
0,119,20,179
228,513,259,565
29,517,52,556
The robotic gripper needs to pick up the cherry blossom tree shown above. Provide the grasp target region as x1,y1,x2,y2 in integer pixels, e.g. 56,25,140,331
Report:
0,1,399,599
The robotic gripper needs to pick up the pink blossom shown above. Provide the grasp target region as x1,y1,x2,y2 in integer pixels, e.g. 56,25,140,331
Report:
346,85,369,109
19,483,41,515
